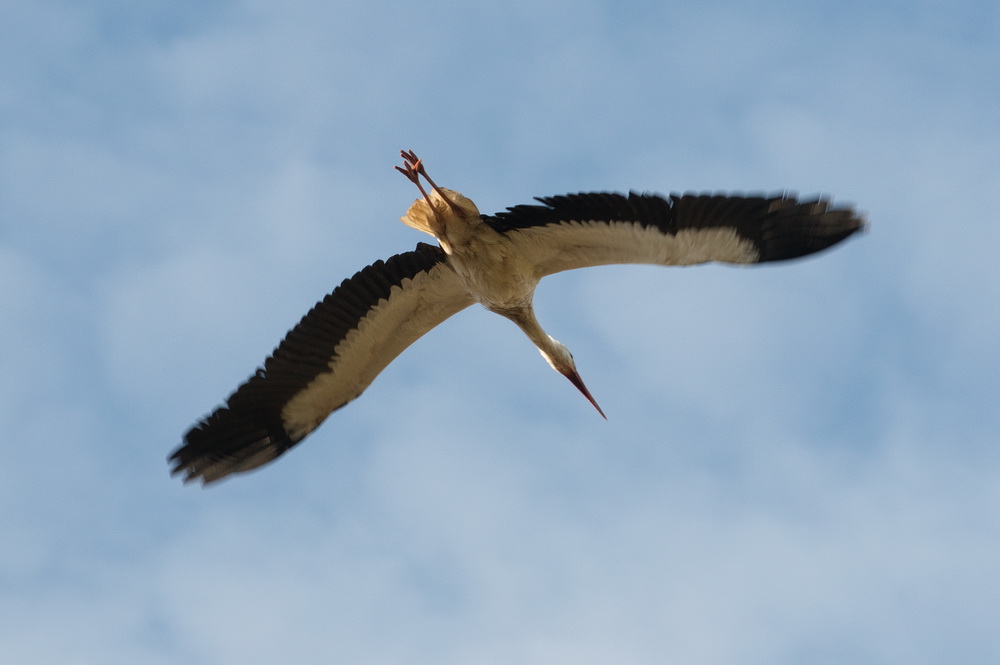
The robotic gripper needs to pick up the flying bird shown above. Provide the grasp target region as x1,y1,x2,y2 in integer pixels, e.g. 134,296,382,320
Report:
171,150,864,484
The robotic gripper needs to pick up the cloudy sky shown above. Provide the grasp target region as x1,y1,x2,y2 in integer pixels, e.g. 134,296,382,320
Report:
3,0,999,662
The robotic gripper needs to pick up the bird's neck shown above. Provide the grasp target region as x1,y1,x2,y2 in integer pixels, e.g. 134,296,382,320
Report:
495,305,561,367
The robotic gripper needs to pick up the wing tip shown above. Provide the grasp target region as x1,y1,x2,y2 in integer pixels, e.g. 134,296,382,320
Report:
755,195,867,262
169,408,297,486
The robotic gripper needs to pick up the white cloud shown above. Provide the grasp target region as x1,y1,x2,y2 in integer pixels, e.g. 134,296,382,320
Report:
2,0,999,663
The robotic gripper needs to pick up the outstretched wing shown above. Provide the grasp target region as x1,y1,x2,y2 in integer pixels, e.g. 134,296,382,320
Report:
170,242,474,485
484,192,864,277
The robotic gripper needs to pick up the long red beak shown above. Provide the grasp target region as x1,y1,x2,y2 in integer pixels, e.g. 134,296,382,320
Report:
564,369,607,420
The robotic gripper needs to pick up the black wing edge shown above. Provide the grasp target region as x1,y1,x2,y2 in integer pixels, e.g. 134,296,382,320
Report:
169,242,448,486
484,191,866,263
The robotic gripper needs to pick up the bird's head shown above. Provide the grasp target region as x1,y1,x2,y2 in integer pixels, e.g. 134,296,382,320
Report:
401,187,480,238
540,337,607,419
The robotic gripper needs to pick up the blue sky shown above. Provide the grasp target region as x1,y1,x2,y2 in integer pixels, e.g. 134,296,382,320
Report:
2,0,999,662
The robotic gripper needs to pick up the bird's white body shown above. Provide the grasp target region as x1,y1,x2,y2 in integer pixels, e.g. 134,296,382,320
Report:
407,188,528,306
401,185,608,415
171,151,864,484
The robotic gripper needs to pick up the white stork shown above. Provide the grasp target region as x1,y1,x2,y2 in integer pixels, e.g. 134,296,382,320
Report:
171,150,864,484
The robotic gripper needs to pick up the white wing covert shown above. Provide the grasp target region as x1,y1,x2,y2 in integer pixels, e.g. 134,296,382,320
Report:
483,192,863,278
171,242,474,484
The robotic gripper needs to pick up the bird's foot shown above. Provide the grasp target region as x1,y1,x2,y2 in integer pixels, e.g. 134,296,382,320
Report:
395,149,463,215
394,149,424,185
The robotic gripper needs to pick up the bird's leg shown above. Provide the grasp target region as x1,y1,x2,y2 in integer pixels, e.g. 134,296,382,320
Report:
395,149,464,215
395,152,445,234
395,153,435,206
